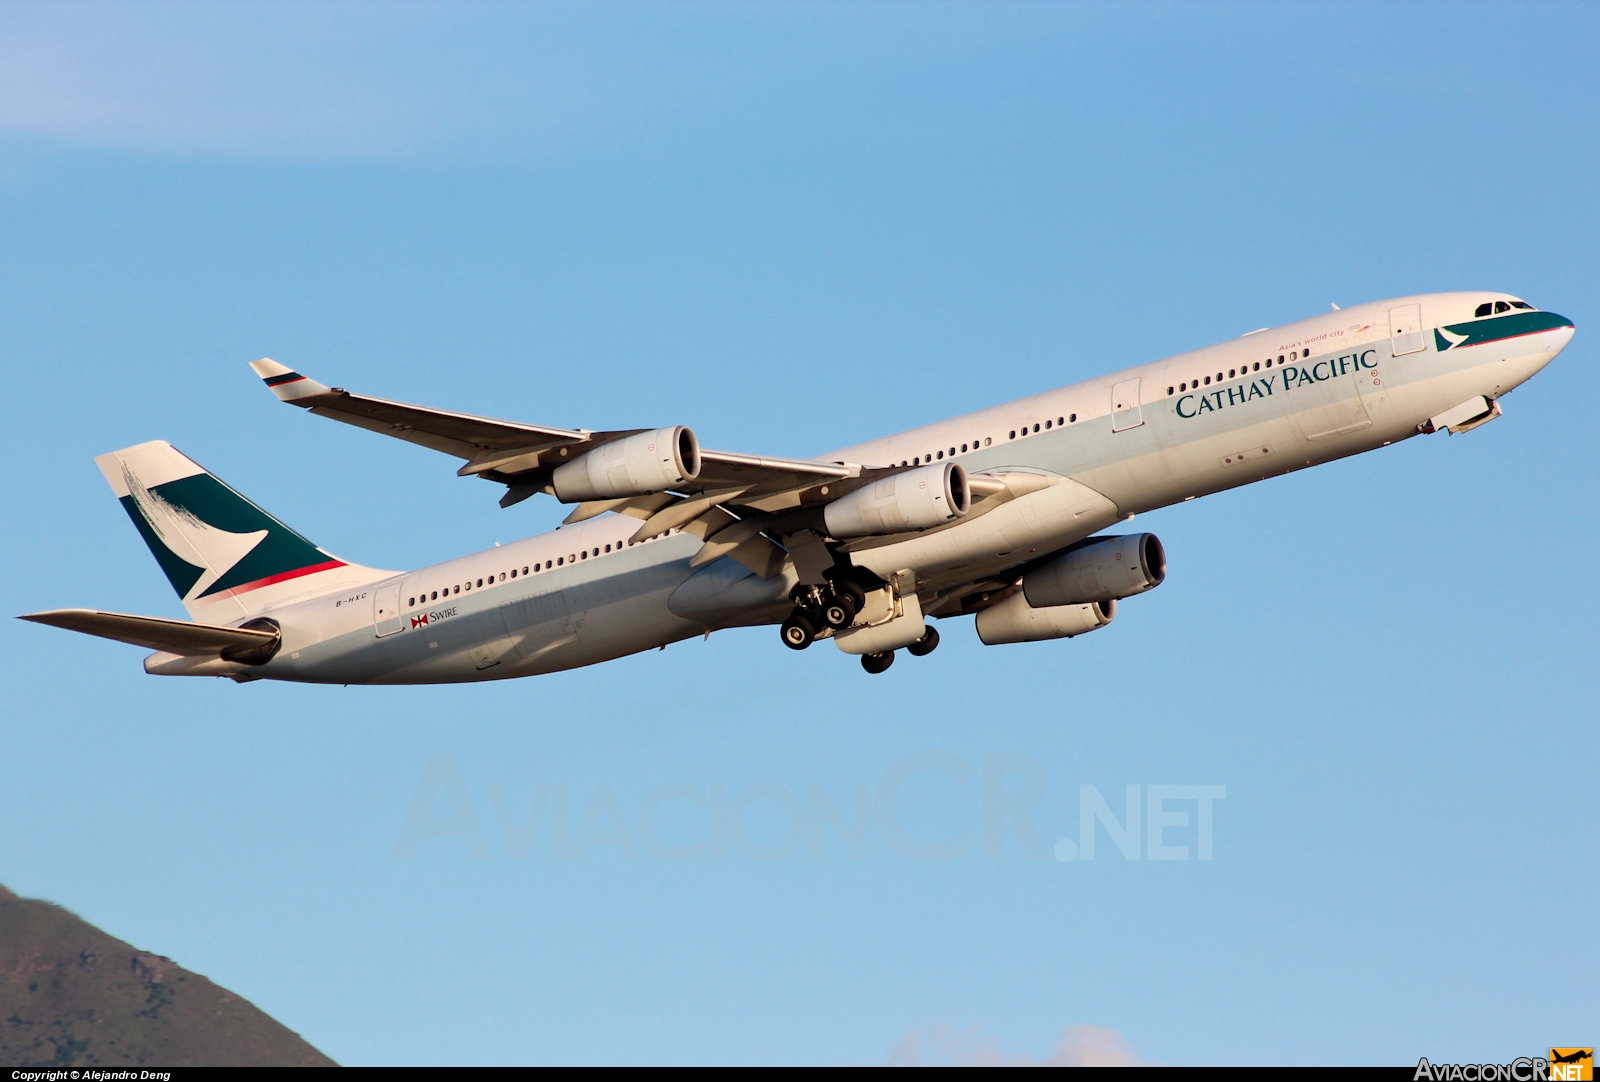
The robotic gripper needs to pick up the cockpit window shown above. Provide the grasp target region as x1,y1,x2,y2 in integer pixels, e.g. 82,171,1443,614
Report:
1475,300,1535,317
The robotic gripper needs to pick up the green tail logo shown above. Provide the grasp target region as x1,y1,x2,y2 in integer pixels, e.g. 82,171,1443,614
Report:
98,441,345,605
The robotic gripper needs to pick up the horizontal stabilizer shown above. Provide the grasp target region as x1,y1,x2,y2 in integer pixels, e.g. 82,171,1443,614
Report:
19,609,278,657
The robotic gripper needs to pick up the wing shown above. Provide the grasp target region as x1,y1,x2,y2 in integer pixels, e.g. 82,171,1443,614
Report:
252,359,859,577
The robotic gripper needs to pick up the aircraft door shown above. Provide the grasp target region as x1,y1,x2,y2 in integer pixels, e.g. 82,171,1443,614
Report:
1111,378,1144,432
373,581,404,637
1389,303,1424,356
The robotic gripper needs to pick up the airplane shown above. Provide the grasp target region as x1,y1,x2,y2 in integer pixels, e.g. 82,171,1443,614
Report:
21,292,1574,681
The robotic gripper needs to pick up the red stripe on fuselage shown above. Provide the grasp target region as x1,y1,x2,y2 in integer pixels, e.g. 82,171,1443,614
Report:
221,559,348,596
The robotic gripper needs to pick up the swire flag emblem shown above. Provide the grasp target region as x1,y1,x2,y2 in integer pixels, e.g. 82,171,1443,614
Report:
411,614,429,629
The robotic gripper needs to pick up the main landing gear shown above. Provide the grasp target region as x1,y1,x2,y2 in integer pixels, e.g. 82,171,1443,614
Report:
858,625,939,674
781,580,867,650
779,581,941,675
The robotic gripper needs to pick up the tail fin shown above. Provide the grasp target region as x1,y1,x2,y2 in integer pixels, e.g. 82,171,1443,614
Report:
95,440,385,620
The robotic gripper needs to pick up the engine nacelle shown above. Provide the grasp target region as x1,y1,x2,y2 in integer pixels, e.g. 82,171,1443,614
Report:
552,426,701,502
1022,533,1165,608
975,593,1115,645
823,462,969,539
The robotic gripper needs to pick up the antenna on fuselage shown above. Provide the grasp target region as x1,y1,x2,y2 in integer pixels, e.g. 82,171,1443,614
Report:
1330,302,1341,311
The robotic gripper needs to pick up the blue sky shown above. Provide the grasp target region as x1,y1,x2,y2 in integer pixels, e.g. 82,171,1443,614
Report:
2,1,1596,1067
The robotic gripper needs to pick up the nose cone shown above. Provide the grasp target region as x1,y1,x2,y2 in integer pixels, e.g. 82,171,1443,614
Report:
1544,312,1575,356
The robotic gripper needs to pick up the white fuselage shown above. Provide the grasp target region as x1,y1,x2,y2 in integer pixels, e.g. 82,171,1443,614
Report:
220,291,1573,684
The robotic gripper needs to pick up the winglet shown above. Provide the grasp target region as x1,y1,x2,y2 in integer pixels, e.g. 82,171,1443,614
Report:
249,358,333,404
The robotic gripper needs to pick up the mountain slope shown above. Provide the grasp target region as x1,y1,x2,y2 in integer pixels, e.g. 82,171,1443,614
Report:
0,883,336,1068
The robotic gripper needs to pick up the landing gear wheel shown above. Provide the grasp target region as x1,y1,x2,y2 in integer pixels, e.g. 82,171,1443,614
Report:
861,650,895,674
823,594,858,629
907,625,940,657
834,581,867,611
780,612,816,651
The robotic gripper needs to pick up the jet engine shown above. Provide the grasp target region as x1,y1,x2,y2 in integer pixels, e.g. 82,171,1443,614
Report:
1022,533,1165,607
823,462,969,539
976,593,1115,645
552,426,701,502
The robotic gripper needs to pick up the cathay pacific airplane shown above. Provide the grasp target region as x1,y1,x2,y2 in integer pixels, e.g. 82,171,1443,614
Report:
22,292,1574,680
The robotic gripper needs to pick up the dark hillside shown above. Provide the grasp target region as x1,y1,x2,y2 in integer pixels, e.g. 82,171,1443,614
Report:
0,883,336,1068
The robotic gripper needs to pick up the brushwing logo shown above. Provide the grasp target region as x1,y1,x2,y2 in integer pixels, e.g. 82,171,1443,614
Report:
123,465,267,600
115,462,344,602
1552,1049,1594,1082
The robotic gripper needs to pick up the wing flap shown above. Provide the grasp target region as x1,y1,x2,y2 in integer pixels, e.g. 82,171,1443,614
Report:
20,609,278,656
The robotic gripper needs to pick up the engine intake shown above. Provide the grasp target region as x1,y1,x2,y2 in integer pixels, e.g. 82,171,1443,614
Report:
823,462,969,539
976,594,1115,645
552,426,701,502
1023,533,1165,608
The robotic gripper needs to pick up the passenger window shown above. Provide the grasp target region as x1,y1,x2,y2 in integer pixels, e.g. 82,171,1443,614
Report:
1215,372,1222,381
1204,376,1211,385
1301,349,1309,358
1009,430,1016,439
1265,359,1272,368
580,551,587,560
960,443,968,453
1228,369,1235,378
1253,362,1260,371
1057,417,1064,425
477,578,483,587
1044,420,1052,429
523,566,529,574
936,450,943,459
1031,423,1039,433
948,446,955,455
454,585,460,594
984,437,992,445
1474,302,1494,317
1167,386,1174,395
430,591,438,601
1069,414,1076,423
510,568,516,578
500,572,506,581
1277,355,1284,363
407,597,414,607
